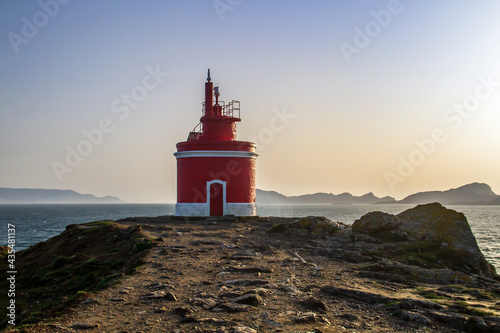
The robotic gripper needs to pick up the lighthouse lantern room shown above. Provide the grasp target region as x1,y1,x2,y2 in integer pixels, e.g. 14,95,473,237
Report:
174,70,257,216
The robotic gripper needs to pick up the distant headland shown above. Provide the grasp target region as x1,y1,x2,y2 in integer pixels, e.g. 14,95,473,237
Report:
0,188,123,204
257,182,500,206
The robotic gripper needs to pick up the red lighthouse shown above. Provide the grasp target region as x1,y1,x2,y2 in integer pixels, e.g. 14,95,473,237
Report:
174,70,257,216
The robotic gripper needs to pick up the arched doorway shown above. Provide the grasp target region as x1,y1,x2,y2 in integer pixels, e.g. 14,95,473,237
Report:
209,182,224,216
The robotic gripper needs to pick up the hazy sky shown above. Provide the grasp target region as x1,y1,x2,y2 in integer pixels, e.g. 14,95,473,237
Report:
1,1,500,203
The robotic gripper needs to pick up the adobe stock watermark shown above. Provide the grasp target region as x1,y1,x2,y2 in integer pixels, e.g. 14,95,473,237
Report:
51,65,169,182
189,106,295,203
6,224,17,326
339,0,414,64
7,0,71,54
384,74,500,192
247,107,296,151
213,0,243,21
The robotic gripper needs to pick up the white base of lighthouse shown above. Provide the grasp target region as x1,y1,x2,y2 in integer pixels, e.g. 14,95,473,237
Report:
175,202,257,217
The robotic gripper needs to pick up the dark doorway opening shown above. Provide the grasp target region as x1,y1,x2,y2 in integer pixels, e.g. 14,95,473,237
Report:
209,183,223,216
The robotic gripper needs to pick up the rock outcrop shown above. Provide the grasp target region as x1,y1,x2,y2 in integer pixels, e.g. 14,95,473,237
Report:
352,202,497,277
398,203,496,275
267,216,347,235
352,211,402,234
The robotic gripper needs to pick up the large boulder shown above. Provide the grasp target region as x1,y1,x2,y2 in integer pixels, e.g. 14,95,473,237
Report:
396,203,496,276
267,216,346,235
350,203,497,278
352,211,402,234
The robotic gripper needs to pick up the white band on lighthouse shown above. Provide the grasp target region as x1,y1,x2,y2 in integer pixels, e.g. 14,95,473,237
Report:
175,202,257,217
174,150,258,159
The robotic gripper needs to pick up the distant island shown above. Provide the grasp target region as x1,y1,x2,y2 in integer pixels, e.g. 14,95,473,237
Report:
0,188,123,204
256,182,500,205
256,189,396,205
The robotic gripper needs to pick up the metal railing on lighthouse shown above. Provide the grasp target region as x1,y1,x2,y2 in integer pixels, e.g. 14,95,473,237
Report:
201,100,240,119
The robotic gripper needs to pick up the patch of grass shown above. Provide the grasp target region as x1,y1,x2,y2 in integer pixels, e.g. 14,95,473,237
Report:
461,288,499,301
450,300,496,317
422,292,447,300
384,301,401,307
472,289,500,301
266,223,289,234
51,255,76,269
469,308,495,317
84,220,115,227
446,285,465,292
95,273,124,289
453,300,470,308
135,239,153,252
416,288,449,300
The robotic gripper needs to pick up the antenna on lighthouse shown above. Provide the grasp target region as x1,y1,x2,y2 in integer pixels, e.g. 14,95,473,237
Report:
207,68,211,81
214,86,220,106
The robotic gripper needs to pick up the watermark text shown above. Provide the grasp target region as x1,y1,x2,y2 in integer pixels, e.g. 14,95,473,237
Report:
384,74,500,192
51,65,169,182
6,224,17,326
7,0,71,54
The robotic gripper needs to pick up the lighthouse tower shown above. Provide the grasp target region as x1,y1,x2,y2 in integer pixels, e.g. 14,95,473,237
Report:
174,70,258,216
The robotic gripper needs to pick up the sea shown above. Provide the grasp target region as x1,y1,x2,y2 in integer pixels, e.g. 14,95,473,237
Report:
0,204,499,271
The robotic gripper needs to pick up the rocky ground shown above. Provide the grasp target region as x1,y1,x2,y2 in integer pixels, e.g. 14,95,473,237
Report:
3,203,500,333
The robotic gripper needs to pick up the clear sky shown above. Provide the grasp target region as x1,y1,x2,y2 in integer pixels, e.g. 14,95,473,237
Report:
1,0,500,203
